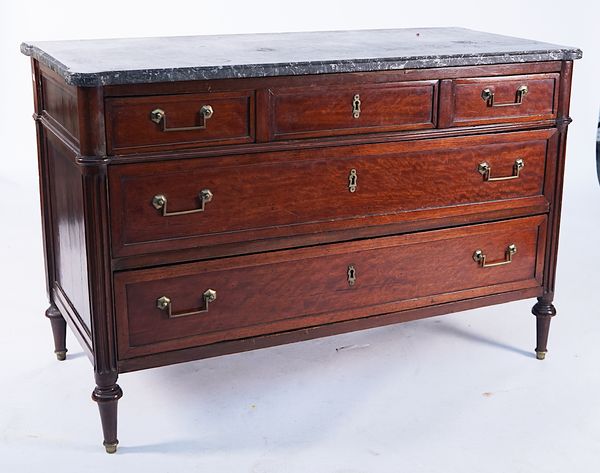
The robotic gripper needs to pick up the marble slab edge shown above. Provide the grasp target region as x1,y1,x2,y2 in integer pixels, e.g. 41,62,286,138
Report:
21,42,583,87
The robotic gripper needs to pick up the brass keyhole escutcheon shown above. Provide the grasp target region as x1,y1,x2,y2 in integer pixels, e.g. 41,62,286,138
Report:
349,169,358,192
352,94,361,118
347,265,356,286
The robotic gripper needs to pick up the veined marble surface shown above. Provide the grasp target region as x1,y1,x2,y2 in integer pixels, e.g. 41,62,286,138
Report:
21,27,582,87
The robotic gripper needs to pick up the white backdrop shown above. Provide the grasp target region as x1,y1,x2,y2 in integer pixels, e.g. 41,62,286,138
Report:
1,1,599,472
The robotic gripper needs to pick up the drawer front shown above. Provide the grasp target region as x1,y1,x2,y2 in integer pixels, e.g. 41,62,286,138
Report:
440,73,559,127
109,130,553,257
106,91,255,154
267,80,437,140
115,216,546,358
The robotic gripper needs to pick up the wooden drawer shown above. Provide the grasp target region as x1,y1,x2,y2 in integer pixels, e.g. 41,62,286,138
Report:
265,80,437,140
439,73,559,127
109,129,553,257
115,215,546,358
106,91,255,154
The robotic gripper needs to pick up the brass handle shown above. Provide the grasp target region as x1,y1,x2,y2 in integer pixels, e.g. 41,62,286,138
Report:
150,105,213,132
156,289,217,318
478,159,524,182
481,85,528,107
352,94,361,118
473,244,517,268
152,189,213,217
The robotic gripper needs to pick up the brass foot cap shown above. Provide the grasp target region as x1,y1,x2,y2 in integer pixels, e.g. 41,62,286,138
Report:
536,351,547,360
104,442,118,454
55,350,67,361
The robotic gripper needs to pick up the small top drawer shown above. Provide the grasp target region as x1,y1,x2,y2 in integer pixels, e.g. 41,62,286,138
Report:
106,91,255,154
265,80,437,140
439,73,559,127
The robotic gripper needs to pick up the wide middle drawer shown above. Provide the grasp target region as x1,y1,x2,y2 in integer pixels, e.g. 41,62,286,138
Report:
109,129,554,257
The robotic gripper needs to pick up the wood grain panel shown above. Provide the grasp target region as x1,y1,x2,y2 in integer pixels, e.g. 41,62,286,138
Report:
109,130,552,257
268,80,437,140
46,132,91,330
115,215,547,359
106,91,255,154
40,72,79,143
119,286,544,373
440,73,559,127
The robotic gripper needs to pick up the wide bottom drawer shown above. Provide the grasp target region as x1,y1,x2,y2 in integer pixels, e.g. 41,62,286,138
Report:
115,215,546,359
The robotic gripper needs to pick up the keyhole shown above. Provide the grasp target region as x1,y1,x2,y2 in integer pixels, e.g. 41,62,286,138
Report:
349,169,358,192
347,265,356,286
352,94,361,118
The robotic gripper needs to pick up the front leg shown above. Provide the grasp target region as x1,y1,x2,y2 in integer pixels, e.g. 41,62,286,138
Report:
532,296,556,360
92,372,123,454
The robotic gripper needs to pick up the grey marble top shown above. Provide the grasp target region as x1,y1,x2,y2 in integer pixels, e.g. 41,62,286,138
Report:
21,27,582,87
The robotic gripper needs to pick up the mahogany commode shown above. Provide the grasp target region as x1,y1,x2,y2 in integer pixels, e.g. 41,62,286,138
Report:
21,28,581,453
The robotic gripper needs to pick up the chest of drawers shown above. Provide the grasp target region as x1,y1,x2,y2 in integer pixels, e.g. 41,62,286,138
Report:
21,27,581,453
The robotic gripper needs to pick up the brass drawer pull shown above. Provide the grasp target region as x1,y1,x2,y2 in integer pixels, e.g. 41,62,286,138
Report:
478,158,524,182
152,189,213,216
348,168,358,192
473,244,517,268
352,94,361,118
150,105,214,132
481,85,528,107
156,289,217,318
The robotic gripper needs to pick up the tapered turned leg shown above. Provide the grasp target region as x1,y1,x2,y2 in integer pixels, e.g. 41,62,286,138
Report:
532,297,556,360
92,374,123,454
45,304,67,361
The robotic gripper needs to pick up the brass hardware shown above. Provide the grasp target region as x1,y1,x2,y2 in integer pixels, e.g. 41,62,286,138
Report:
200,105,214,119
152,189,213,216
536,350,547,360
481,85,528,107
104,442,118,454
150,105,214,132
347,265,356,286
348,169,358,192
352,94,361,118
478,158,524,182
156,289,217,318
473,244,517,268
55,350,67,361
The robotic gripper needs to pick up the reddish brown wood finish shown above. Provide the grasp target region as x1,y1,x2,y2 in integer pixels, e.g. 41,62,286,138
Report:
103,62,563,98
46,132,91,328
529,60,575,359
29,57,576,453
115,215,546,358
439,73,559,127
33,63,121,453
106,91,255,154
119,286,544,373
39,72,80,143
109,129,553,257
267,80,437,140
110,196,550,271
